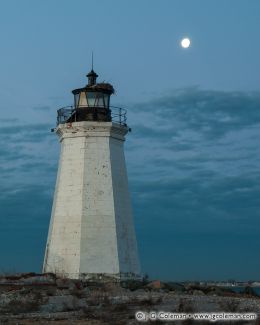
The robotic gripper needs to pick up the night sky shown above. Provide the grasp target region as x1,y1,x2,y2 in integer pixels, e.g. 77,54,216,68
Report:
0,0,260,281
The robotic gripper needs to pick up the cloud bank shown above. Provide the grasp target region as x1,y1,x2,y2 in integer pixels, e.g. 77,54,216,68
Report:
1,88,260,280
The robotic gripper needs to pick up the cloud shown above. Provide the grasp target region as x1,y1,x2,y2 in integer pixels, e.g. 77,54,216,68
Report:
0,123,52,135
126,88,260,182
0,118,19,123
131,173,260,227
0,88,260,279
0,121,58,194
123,88,260,279
130,87,260,140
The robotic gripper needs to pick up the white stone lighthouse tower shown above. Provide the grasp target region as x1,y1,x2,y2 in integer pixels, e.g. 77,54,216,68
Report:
43,68,140,280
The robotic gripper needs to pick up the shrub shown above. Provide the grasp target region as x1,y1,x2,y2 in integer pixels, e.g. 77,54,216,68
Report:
120,280,144,291
218,298,240,312
2,298,40,314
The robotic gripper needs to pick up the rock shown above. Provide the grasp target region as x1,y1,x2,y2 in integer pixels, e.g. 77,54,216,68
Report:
146,280,164,290
165,282,185,292
74,281,84,290
242,286,258,297
23,275,56,285
133,289,146,295
40,295,86,313
192,290,205,296
56,278,76,290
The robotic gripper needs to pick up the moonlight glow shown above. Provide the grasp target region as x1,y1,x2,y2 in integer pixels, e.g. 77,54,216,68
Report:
181,38,191,48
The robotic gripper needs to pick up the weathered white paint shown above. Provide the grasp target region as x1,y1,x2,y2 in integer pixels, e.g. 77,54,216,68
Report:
43,121,140,280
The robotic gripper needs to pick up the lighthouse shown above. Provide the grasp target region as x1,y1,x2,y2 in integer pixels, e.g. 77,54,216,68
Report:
43,68,141,280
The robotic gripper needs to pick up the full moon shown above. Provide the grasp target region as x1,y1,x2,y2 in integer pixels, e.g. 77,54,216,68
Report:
181,38,191,48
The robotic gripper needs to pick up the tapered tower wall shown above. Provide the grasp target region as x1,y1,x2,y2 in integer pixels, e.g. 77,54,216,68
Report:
43,121,140,279
109,137,140,274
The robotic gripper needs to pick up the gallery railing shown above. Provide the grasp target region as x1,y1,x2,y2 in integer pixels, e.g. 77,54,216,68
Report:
56,106,127,126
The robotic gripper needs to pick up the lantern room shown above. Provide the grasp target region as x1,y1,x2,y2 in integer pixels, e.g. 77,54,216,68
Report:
70,69,114,122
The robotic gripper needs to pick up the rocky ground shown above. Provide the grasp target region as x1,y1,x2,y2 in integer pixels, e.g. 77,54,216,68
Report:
0,273,260,324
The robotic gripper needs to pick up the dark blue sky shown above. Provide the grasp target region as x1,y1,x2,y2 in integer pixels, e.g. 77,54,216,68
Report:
0,0,260,281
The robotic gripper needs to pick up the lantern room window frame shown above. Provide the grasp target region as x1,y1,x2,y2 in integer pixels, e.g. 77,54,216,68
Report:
73,90,111,109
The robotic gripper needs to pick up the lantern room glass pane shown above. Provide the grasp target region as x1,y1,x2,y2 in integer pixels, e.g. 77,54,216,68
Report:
79,92,87,107
95,92,104,107
74,93,80,108
104,94,109,107
87,92,95,107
